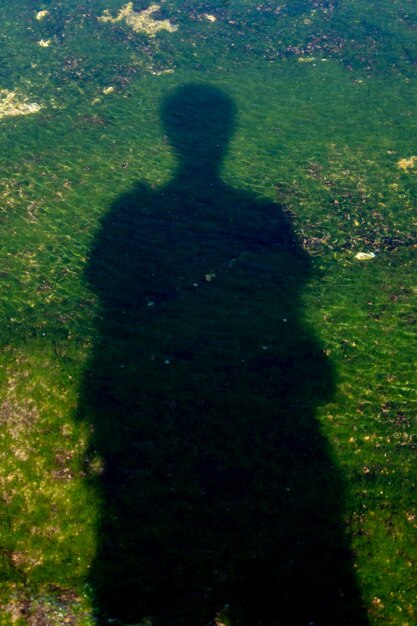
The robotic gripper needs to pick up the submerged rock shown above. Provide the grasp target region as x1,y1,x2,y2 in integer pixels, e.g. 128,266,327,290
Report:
0,90,41,120
35,9,49,21
354,251,376,261
98,3,178,37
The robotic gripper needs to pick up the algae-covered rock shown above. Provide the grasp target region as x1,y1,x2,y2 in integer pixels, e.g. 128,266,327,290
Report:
98,3,178,37
0,90,41,120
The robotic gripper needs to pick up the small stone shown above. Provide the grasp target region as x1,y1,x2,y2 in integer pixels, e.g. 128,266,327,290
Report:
354,252,376,261
35,9,49,21
151,68,175,76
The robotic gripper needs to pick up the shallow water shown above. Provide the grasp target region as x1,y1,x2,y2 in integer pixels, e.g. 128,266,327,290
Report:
0,2,416,625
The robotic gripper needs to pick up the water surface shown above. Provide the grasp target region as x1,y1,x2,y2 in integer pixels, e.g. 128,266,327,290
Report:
0,2,416,624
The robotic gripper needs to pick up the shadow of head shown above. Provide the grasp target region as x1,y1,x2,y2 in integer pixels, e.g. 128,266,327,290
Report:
160,83,236,170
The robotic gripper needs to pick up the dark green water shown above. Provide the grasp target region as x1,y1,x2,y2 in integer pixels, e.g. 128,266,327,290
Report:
0,2,416,625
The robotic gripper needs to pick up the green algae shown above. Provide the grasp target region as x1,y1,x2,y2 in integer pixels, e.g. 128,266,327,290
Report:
0,1,415,624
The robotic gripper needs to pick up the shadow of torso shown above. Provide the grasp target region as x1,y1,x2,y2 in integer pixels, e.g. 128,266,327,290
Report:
79,174,367,626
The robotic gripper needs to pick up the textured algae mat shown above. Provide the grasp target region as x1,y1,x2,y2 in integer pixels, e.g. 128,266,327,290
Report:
0,1,416,624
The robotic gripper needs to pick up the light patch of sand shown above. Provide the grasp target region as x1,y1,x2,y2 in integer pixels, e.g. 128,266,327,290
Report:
99,3,177,37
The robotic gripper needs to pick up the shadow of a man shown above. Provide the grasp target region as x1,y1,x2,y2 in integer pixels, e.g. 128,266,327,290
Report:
79,84,367,626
